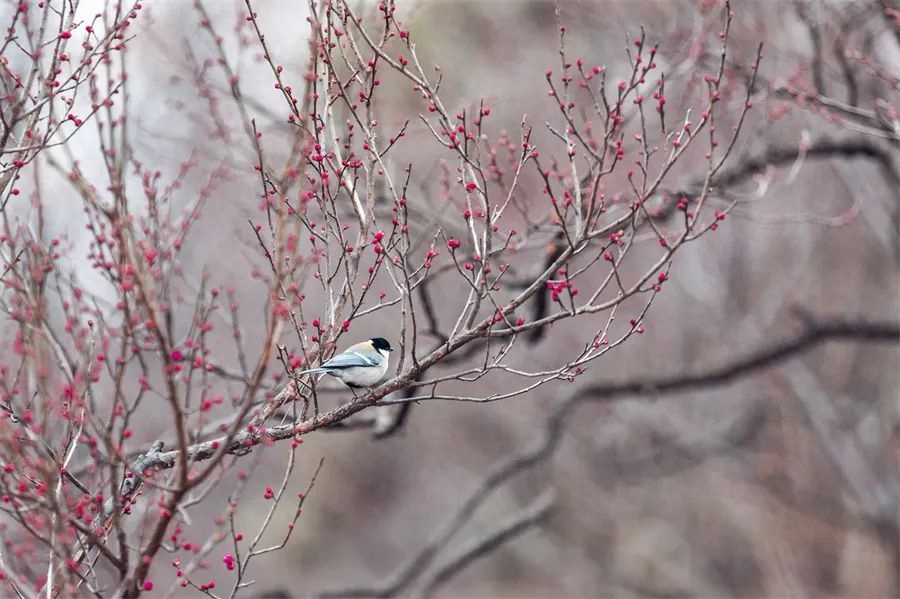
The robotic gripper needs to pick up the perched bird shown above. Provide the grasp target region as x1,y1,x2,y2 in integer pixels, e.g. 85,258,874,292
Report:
297,337,393,389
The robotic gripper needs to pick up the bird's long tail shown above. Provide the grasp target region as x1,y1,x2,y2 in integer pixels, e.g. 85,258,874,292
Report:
294,367,326,375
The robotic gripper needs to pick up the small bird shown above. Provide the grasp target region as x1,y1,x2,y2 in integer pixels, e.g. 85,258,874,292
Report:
297,337,393,389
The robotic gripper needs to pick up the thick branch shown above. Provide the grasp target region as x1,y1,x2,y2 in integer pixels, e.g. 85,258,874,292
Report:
577,316,899,400
711,137,897,191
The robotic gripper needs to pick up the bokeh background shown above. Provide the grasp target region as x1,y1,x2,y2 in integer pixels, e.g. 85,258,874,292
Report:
21,0,900,596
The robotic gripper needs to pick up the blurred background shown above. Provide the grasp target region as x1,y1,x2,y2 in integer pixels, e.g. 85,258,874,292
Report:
26,0,900,596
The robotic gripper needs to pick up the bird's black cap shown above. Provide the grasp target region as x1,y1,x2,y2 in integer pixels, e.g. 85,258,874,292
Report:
371,337,393,352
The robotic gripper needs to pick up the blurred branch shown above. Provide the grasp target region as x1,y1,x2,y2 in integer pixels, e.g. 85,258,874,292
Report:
794,0,827,96
577,315,899,401
416,490,555,599
527,232,566,345
711,137,899,191
772,88,900,141
651,136,899,225
832,11,860,107
878,0,900,46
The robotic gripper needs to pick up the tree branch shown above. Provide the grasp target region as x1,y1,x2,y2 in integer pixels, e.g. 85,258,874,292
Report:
711,137,897,191
577,315,899,401
416,490,556,598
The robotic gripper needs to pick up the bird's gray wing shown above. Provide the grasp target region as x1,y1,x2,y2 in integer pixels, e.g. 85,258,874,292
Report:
320,350,379,370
